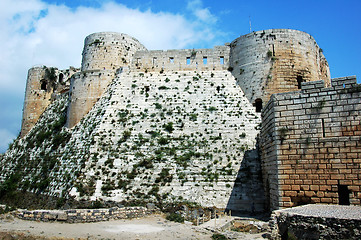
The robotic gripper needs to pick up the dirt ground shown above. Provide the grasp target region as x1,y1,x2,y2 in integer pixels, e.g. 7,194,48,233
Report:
0,213,267,240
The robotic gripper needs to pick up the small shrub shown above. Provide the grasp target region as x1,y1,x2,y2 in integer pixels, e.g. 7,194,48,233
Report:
163,122,174,133
267,50,273,57
166,213,184,223
154,103,162,109
208,106,218,112
212,233,228,240
158,137,169,145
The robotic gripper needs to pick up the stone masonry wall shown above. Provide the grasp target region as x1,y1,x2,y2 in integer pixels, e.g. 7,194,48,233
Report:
261,76,361,210
15,206,154,223
131,45,230,72
230,29,330,107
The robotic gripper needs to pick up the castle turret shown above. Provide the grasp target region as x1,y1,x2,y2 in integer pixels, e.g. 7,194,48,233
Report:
21,67,53,137
230,29,330,110
67,32,147,128
81,32,147,71
20,66,77,137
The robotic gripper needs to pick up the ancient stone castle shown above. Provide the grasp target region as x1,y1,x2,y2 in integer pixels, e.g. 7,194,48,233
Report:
2,29,359,212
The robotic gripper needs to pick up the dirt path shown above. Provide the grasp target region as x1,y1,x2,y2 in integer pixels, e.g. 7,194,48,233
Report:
0,213,267,240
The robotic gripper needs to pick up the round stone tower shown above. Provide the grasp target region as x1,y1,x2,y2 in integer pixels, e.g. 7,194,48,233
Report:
67,32,147,128
21,66,52,137
230,29,330,110
81,32,147,71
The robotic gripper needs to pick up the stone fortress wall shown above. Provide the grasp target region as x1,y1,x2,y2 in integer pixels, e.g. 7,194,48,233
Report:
261,76,361,210
19,29,358,212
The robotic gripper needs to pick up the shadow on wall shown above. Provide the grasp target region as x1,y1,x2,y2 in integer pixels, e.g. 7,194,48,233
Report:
225,146,266,216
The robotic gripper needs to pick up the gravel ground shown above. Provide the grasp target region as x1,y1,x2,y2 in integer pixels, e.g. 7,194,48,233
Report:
277,204,361,219
0,213,267,240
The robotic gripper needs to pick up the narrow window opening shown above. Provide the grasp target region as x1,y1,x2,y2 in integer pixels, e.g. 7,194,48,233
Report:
254,98,263,112
220,56,224,64
338,185,350,205
41,81,47,91
203,57,207,64
152,57,157,66
297,76,303,89
169,57,174,63
186,57,190,65
58,73,64,83
272,44,275,56
321,119,325,137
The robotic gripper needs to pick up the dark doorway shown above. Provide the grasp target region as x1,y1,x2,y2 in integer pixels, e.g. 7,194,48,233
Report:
297,76,303,89
59,73,64,83
338,185,350,205
254,98,263,112
41,81,47,90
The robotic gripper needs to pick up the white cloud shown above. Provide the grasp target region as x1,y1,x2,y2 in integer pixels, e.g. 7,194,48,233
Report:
187,0,217,24
0,0,222,153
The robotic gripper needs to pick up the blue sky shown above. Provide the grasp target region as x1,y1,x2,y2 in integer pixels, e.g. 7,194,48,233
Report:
0,0,360,153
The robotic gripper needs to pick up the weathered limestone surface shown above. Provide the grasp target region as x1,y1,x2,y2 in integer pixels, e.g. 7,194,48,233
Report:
70,69,263,211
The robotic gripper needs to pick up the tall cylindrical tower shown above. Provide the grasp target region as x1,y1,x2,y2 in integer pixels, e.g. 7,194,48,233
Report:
230,29,330,108
81,32,147,71
67,32,147,128
21,67,52,137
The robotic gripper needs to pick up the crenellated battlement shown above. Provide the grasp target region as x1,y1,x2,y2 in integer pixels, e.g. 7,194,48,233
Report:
131,45,230,72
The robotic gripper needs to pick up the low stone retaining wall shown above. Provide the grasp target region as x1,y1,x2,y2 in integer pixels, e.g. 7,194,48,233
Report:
269,204,361,239
14,206,156,223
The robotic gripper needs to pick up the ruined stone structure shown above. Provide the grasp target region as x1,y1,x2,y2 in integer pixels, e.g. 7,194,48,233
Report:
21,66,79,137
261,76,361,210
11,29,359,212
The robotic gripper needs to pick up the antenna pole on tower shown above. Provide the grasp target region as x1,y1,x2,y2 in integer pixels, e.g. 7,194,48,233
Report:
249,16,252,33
